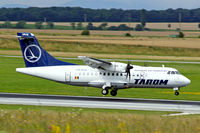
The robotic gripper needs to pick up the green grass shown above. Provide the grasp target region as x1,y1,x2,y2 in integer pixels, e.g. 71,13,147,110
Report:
0,56,199,101
0,104,172,115
1,104,199,133
148,28,176,31
0,57,200,133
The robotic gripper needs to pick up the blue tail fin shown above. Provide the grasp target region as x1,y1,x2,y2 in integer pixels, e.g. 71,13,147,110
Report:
17,32,76,67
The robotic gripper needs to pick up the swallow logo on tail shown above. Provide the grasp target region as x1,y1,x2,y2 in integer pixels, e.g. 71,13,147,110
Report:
24,44,41,63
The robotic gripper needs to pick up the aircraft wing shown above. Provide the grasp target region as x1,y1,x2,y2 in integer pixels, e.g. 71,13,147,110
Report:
78,56,112,69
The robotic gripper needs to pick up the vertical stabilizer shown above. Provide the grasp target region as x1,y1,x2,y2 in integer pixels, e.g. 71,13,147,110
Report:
17,32,76,67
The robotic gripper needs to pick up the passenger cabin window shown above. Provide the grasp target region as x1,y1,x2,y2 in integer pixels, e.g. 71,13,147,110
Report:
108,73,110,76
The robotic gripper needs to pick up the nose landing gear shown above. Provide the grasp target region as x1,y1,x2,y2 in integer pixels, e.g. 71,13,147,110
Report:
173,87,180,96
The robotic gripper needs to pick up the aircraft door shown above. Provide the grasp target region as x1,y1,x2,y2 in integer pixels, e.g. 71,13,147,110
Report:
65,72,71,82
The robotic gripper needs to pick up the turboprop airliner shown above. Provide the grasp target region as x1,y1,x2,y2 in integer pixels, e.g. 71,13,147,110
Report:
16,32,191,96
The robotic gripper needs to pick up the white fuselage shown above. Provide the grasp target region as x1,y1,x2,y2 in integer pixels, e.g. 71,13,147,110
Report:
16,65,190,90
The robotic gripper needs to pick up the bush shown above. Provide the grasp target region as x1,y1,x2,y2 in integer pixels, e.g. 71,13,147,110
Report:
107,26,118,30
81,30,90,35
47,22,54,29
71,22,76,30
86,22,94,30
176,28,180,31
135,24,143,31
107,24,133,31
16,21,26,29
178,31,184,38
35,22,43,29
98,22,108,30
76,22,83,30
124,33,132,37
3,21,12,28
118,24,132,31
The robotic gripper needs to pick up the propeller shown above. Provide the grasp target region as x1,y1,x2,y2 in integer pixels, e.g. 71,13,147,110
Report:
125,61,133,81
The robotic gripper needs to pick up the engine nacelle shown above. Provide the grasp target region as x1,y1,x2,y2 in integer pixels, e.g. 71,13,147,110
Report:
78,56,132,73
104,62,128,73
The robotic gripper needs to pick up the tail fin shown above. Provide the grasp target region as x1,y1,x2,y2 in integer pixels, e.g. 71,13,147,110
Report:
17,32,76,67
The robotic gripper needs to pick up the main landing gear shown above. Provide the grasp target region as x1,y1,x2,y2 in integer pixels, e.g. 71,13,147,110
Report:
102,88,109,95
102,87,118,96
173,87,180,96
110,90,117,96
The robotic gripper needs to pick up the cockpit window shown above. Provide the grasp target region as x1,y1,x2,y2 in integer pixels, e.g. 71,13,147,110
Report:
167,71,181,75
171,71,175,74
175,71,180,74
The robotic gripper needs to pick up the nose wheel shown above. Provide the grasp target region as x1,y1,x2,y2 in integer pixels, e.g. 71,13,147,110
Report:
175,91,179,96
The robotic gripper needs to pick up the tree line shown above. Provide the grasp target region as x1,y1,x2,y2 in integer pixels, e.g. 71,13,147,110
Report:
0,21,145,31
0,7,200,22
1,21,200,31
0,21,54,29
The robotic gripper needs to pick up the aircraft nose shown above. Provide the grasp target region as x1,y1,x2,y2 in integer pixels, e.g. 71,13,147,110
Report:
183,77,191,86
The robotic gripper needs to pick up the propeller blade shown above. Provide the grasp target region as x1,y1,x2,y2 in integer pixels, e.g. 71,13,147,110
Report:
125,62,133,81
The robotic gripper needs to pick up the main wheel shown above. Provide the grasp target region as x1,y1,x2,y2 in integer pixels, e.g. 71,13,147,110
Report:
175,91,179,96
110,90,117,96
102,89,109,95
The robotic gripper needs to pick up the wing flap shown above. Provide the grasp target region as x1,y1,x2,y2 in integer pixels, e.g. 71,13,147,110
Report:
78,56,112,69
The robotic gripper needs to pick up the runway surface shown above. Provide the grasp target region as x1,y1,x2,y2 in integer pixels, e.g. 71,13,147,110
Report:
0,93,200,115
1,55,200,64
